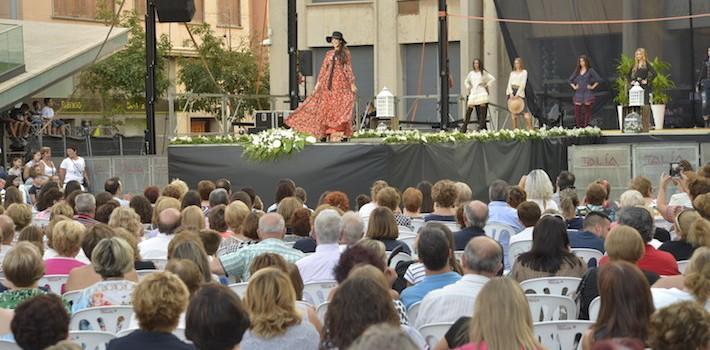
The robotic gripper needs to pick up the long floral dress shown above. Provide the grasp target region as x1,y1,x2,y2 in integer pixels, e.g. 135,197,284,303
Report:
286,49,356,138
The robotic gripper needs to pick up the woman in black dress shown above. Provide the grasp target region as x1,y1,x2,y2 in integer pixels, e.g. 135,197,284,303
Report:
698,47,710,127
628,48,655,105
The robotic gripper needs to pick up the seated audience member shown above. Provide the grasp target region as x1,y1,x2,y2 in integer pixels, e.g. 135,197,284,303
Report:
630,176,656,208
113,227,156,271
144,186,160,204
34,186,62,219
358,180,389,218
287,208,311,242
436,277,542,350
44,220,86,276
417,181,434,214
522,169,559,212
487,180,523,231
95,192,116,209
404,222,463,287
506,185,527,209
186,284,251,350
377,187,412,229
453,201,488,251
424,180,458,222
619,189,645,208
340,211,365,246
568,211,610,253
322,191,350,212
660,210,707,260
11,294,70,350
198,229,221,258
402,187,423,219
181,191,202,211
197,180,215,211
50,202,74,221
658,174,710,223
95,201,120,224
582,261,654,350
509,201,542,245
108,207,144,238
296,209,342,283
455,182,472,206
695,193,710,219
6,203,31,232
129,195,153,226
0,215,15,262
73,193,100,228
552,170,576,207
248,253,289,277
241,268,320,350
146,197,180,235
207,205,228,235
72,237,136,312
266,179,297,213
104,177,129,207
400,226,461,308
181,205,206,231
107,272,192,350
415,236,501,327
323,266,425,349
366,207,411,255
138,207,181,259
648,301,710,350
0,243,51,309
216,201,255,255
168,234,212,283
651,247,709,310
559,189,583,229
18,225,45,256
165,259,203,296
209,188,230,209
355,194,370,211
580,182,616,221
213,213,304,281
277,197,304,235
44,340,82,350
294,187,308,207
599,207,680,276
510,215,586,282
349,323,419,350
576,225,660,319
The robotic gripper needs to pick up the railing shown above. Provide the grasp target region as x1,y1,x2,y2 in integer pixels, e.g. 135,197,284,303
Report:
0,23,24,79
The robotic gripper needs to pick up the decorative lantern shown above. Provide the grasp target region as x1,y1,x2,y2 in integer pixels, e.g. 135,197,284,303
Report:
623,111,642,133
376,87,395,119
629,82,645,107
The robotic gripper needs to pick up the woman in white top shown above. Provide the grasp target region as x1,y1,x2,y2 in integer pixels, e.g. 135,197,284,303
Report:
59,145,88,187
506,57,533,129
38,147,56,177
462,59,495,132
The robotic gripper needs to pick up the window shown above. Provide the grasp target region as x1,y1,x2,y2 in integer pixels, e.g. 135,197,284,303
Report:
398,0,419,16
53,0,114,21
134,0,204,23
217,0,241,27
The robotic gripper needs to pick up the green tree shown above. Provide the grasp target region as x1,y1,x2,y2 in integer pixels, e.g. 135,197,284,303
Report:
177,23,270,123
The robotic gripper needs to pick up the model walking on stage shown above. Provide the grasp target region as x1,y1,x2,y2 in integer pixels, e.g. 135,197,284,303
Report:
629,48,655,105
286,31,357,142
568,55,601,128
462,58,495,132
698,47,710,127
506,57,532,130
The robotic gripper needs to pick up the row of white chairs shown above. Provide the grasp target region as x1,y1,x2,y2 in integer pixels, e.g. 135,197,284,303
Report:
0,328,189,350
229,280,337,306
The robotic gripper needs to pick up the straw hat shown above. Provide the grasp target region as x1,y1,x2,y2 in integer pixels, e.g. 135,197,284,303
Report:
508,96,524,114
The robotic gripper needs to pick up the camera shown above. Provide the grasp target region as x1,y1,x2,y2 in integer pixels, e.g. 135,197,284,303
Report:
669,162,682,177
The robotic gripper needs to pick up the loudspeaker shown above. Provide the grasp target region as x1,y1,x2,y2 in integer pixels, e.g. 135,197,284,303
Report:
155,0,195,23
299,50,313,77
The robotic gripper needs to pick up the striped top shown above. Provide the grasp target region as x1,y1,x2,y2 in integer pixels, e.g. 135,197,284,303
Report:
219,238,305,281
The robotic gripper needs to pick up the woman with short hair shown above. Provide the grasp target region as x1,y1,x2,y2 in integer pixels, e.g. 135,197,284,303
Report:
652,247,710,311
168,234,213,283
648,301,710,350
424,180,458,222
0,242,56,309
186,284,251,350
129,195,153,226
6,203,32,232
659,210,708,261
44,220,86,277
402,188,423,219
11,294,69,350
181,205,206,231
108,207,144,239
366,207,411,255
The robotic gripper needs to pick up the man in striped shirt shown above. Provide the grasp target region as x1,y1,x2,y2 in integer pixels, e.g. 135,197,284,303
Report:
72,193,99,228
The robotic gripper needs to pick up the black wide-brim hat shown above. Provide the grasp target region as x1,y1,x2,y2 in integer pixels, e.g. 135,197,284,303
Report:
326,31,346,44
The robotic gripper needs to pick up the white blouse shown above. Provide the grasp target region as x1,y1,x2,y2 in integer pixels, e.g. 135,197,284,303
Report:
506,69,528,97
464,70,495,105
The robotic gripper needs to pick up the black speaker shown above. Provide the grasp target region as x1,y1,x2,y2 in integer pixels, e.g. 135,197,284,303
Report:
299,50,313,77
155,0,195,23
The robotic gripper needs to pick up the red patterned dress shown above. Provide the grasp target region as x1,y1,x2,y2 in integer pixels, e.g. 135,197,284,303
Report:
286,49,356,138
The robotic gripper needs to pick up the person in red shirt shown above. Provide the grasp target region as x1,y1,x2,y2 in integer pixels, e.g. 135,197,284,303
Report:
599,206,679,276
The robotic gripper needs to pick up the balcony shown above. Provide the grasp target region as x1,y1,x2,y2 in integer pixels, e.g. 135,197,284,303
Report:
0,23,24,83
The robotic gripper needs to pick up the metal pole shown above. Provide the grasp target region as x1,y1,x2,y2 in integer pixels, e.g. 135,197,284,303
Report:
688,0,697,126
145,0,157,154
287,0,299,110
438,0,450,130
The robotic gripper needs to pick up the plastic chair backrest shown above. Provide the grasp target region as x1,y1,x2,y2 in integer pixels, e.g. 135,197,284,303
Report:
145,258,168,270
454,251,464,265
677,260,689,274
411,219,425,233
534,321,594,350
588,296,601,322
571,248,603,267
509,239,532,265
398,226,415,236
316,302,329,323
526,295,577,322
115,328,187,341
0,340,21,350
302,281,337,306
484,223,517,270
398,236,416,254
68,331,115,350
69,306,134,334
62,290,83,309
418,322,454,349
38,274,69,294
407,302,421,325
519,277,582,297
228,282,249,299
136,269,159,280
388,252,413,269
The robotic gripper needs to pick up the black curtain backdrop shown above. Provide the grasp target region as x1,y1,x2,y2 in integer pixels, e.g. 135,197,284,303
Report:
168,138,598,208
494,0,710,129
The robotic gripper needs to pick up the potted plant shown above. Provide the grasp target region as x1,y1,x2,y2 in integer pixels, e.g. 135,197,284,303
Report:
649,57,676,130
613,54,634,130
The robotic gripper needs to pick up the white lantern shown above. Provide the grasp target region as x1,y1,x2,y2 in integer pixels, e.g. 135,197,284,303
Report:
629,82,645,107
376,87,395,119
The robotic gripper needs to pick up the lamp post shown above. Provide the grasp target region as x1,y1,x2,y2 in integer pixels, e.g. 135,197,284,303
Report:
438,0,449,130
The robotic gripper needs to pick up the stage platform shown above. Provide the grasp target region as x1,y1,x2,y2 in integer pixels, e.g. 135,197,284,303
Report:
169,128,708,206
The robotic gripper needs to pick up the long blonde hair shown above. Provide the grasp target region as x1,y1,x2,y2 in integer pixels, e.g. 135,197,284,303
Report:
245,267,301,338
633,48,648,71
469,277,542,350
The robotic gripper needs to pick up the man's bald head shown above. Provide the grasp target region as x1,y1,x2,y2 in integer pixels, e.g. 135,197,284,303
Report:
0,215,14,245
463,200,488,229
462,236,502,276
158,208,181,235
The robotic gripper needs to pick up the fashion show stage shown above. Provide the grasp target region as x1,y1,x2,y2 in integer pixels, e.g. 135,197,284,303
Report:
168,128,709,205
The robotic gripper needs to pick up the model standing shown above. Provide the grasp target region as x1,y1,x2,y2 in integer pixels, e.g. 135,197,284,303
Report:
286,31,357,142
698,47,710,127
506,57,532,130
462,59,495,132
568,55,601,128
628,48,655,105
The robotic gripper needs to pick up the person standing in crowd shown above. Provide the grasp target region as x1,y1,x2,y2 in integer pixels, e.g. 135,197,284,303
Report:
39,147,57,178
23,150,41,181
629,48,655,105
568,55,601,128
506,57,533,130
286,31,357,142
462,58,495,132
698,47,710,127
58,145,88,190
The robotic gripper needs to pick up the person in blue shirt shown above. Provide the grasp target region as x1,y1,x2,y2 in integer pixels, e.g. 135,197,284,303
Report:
568,211,610,253
400,226,461,309
486,180,523,232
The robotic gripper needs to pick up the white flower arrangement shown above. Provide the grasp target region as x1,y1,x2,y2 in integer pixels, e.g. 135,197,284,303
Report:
242,128,316,161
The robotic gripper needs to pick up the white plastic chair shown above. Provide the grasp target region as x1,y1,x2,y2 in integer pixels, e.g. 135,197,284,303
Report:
398,226,415,236
69,331,115,350
418,322,454,349
69,306,134,334
526,295,577,322
302,281,337,306
571,248,604,267
229,282,249,298
388,252,413,269
62,290,83,308
677,260,689,274
316,302,329,323
411,219,425,233
136,269,159,279
484,223,517,270
116,328,187,341
508,239,532,264
588,296,601,322
519,277,582,297
398,236,416,254
38,274,69,294
534,321,594,350
145,258,168,270
0,340,21,350
407,302,421,325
